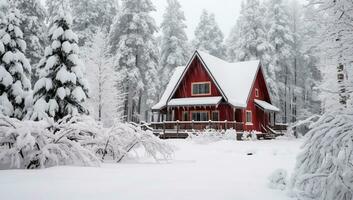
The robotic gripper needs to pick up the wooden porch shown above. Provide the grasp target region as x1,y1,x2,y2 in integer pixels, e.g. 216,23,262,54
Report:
150,120,287,139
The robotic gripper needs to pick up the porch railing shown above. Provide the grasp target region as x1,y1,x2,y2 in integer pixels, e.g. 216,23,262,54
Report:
151,120,244,133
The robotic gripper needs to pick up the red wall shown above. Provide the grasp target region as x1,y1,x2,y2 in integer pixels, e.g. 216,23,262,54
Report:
242,68,271,132
173,57,221,98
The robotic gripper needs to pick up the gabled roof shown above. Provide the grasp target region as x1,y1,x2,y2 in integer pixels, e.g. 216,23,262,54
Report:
152,50,262,110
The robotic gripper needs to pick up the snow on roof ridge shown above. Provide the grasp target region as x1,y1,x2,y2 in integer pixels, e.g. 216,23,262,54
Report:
197,50,260,66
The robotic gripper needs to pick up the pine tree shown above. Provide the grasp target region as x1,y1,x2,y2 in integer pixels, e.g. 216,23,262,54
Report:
96,0,119,33
160,0,189,89
31,13,89,121
193,10,225,58
14,0,47,83
108,0,159,122
227,0,271,62
70,0,99,46
0,8,32,119
46,0,70,23
265,0,294,123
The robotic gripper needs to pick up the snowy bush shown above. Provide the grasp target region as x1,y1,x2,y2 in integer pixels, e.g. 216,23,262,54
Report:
188,129,237,143
289,111,353,200
268,169,288,190
224,128,237,140
50,116,174,162
0,115,100,169
93,122,174,162
242,131,259,140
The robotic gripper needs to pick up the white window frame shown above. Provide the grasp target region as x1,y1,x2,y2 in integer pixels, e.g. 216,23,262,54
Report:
255,88,259,97
246,110,253,125
191,82,211,96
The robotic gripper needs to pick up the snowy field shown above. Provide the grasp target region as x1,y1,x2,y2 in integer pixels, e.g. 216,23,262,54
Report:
0,138,302,200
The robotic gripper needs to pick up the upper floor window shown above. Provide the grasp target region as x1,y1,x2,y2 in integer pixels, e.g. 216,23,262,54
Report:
192,82,211,96
255,88,259,97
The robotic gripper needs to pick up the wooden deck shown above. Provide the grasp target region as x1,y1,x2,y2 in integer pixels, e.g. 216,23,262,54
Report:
150,121,287,140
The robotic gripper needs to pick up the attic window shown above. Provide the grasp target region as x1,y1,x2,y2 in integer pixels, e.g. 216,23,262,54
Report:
255,88,259,97
192,82,211,96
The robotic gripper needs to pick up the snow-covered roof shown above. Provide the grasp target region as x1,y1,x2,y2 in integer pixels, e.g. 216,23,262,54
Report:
254,99,280,112
168,96,222,107
197,51,260,107
152,50,262,110
152,66,185,110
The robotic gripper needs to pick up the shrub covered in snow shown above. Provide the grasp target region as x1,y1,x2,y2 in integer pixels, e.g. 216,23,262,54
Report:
0,114,174,169
0,115,99,169
268,169,288,190
96,122,174,162
241,131,259,140
289,111,353,200
188,129,237,143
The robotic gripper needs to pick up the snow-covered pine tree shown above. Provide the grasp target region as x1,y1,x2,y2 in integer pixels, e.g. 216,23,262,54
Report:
227,0,271,62
108,0,159,122
83,30,124,127
286,0,322,122
160,0,189,89
14,0,47,83
96,0,119,33
193,10,226,59
69,0,99,46
0,8,32,119
227,0,278,111
265,0,294,123
46,0,71,23
31,12,89,121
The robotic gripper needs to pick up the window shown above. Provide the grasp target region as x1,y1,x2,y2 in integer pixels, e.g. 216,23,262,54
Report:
246,111,252,124
255,88,259,97
192,82,211,96
192,111,209,121
182,111,189,121
211,111,219,121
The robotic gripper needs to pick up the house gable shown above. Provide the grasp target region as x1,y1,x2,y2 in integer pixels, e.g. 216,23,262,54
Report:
171,55,223,99
247,66,271,104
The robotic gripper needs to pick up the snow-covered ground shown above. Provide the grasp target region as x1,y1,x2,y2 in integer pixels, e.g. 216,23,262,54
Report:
0,138,302,200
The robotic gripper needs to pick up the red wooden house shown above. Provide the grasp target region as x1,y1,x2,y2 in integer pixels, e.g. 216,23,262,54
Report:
151,50,282,136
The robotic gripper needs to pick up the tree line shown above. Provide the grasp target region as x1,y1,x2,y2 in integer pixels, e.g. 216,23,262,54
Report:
0,0,323,126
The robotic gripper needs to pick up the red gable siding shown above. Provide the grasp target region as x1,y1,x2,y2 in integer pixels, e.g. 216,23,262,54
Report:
243,67,271,132
172,56,222,98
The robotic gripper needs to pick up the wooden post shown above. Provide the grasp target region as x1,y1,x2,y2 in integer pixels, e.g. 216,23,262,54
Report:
163,121,166,134
191,120,194,130
176,120,179,134
209,120,211,129
225,120,227,130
